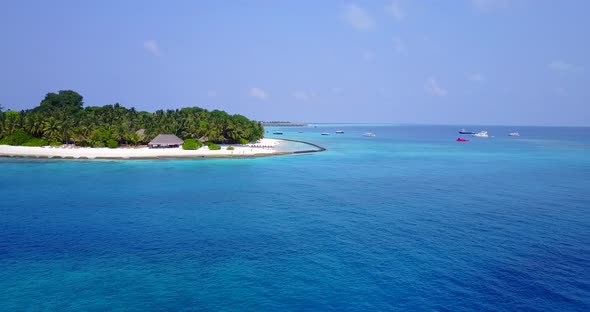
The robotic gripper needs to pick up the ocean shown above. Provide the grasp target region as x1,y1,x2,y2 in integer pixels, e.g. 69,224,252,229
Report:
1,124,589,311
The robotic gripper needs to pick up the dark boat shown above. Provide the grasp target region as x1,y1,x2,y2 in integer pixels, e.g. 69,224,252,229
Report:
459,129,476,134
272,131,283,135
456,137,469,142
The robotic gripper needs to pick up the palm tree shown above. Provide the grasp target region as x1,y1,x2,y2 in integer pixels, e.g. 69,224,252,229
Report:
30,115,44,136
128,132,141,146
3,111,22,136
71,126,91,145
43,117,63,143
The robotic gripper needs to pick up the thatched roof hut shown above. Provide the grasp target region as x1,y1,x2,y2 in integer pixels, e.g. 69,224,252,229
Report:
148,134,183,148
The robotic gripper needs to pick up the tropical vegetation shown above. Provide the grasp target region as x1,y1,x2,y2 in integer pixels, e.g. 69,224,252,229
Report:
0,90,264,148
182,139,202,150
204,141,221,150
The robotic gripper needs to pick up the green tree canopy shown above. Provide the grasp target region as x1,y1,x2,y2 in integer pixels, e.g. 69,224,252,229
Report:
36,90,84,115
0,90,264,147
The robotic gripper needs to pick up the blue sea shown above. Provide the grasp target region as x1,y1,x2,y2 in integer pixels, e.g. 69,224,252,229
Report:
1,124,589,311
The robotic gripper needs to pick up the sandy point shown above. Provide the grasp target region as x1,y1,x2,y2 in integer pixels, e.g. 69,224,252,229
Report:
0,138,316,160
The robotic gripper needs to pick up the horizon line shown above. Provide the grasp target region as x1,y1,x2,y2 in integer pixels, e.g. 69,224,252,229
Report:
279,122,590,128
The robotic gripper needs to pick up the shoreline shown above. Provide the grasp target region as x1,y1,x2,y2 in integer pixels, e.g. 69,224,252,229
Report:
0,138,325,160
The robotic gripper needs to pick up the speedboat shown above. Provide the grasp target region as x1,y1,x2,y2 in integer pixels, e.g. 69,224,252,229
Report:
335,130,344,134
459,129,476,134
456,137,469,142
363,132,376,137
321,132,330,135
509,132,520,136
472,131,489,138
272,131,283,135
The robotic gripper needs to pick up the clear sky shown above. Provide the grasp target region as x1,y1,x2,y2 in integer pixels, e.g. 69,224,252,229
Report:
0,0,588,126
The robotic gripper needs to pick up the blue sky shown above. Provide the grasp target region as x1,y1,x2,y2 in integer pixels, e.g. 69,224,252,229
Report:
0,0,588,125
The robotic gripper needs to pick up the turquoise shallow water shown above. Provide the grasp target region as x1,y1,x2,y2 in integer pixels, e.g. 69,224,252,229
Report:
1,125,589,311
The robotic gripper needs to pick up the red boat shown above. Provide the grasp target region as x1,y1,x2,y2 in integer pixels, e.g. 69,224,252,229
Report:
456,137,469,142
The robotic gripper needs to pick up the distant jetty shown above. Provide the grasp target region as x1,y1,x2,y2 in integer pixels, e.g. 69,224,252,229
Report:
261,121,308,127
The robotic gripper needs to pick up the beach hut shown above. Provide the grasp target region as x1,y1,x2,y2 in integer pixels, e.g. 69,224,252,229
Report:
148,134,183,148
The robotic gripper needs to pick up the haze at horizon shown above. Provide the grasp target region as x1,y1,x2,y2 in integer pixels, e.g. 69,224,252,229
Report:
0,0,588,126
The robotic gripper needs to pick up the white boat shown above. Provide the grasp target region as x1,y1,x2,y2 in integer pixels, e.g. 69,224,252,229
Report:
509,132,520,136
363,132,376,137
472,131,489,138
321,132,330,136
335,130,344,134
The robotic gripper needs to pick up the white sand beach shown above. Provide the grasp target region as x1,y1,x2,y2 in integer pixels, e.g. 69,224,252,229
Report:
0,138,285,159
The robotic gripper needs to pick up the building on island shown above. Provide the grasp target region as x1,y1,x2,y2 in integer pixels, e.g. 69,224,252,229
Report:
148,134,183,148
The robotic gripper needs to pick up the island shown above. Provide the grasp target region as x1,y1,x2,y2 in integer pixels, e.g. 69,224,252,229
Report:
0,90,324,159
261,121,308,127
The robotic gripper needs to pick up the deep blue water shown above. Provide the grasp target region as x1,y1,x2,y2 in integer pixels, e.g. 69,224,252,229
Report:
1,125,589,311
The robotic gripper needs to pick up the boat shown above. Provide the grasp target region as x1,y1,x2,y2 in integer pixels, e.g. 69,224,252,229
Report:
272,131,283,135
459,129,476,134
321,132,330,135
509,132,520,136
472,131,489,138
335,130,344,134
456,137,469,142
363,132,376,137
